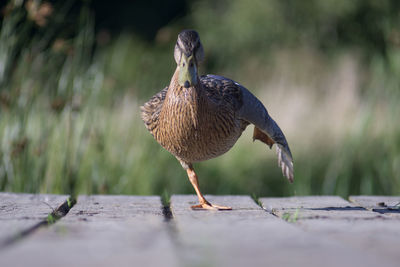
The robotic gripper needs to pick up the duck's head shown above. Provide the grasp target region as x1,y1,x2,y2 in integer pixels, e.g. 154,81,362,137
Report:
174,30,204,88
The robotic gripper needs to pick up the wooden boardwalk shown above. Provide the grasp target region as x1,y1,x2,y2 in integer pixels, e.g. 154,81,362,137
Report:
0,193,399,267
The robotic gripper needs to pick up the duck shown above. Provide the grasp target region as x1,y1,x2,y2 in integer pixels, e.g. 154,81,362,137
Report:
141,29,293,210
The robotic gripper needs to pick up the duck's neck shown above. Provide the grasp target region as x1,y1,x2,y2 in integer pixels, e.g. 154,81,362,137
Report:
167,67,203,102
162,68,205,129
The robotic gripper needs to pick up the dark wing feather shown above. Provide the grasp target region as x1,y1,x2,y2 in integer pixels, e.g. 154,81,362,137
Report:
140,87,168,135
237,84,294,182
200,75,243,111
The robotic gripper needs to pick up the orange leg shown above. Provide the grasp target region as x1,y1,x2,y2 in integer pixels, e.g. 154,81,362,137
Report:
186,165,231,210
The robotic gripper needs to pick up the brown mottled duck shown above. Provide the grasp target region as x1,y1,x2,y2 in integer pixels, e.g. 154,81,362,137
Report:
141,30,293,210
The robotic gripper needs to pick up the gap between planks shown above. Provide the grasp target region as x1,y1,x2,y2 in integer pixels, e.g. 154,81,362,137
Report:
0,195,178,267
1,194,400,267
0,193,75,249
260,196,400,265
169,195,397,267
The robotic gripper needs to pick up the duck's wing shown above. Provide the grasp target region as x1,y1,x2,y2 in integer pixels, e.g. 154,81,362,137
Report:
238,82,294,182
140,86,168,135
200,74,243,111
201,74,294,182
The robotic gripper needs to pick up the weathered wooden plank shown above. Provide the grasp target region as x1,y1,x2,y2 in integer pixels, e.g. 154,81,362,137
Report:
0,195,178,267
170,195,393,267
0,193,68,243
261,196,381,220
2,194,399,267
260,196,400,264
349,195,400,218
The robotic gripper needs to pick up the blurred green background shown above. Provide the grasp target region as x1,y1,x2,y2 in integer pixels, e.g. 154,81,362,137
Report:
0,0,399,198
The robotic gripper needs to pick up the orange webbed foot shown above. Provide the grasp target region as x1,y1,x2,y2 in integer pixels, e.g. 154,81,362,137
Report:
191,202,232,211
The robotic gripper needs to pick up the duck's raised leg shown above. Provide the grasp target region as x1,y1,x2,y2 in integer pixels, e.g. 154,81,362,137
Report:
186,164,232,210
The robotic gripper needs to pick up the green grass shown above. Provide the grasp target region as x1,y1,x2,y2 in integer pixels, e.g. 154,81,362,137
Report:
282,209,299,223
0,1,399,197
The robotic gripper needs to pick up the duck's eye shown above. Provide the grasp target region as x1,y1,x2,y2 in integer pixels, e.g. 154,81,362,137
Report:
182,62,185,67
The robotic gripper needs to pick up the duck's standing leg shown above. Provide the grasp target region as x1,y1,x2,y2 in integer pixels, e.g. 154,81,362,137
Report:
186,164,232,210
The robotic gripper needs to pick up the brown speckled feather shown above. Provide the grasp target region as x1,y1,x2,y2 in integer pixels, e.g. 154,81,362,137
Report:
141,86,167,136
141,73,248,165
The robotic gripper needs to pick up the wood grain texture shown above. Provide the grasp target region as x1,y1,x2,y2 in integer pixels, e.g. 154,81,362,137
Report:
2,194,399,267
261,196,380,220
349,195,400,218
260,196,400,265
0,193,68,242
170,195,390,267
0,195,178,267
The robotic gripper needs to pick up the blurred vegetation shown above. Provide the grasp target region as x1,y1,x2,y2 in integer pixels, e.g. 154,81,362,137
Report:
0,0,399,197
